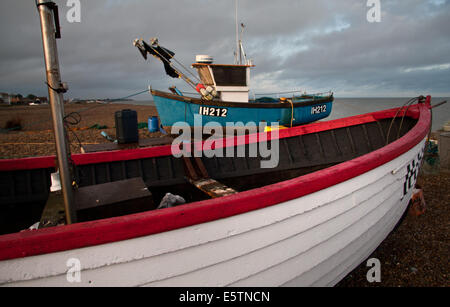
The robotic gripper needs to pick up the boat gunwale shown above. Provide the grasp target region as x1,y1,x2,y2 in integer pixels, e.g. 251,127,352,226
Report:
150,89,334,109
0,100,431,261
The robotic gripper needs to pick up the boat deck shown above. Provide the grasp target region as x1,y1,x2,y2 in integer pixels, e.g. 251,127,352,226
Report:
0,116,417,235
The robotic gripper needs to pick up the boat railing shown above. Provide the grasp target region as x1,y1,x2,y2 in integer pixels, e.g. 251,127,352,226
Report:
252,90,304,98
174,89,333,102
252,90,332,97
249,90,333,102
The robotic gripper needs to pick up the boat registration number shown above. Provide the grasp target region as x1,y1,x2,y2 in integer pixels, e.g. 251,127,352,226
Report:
199,106,228,117
311,105,327,115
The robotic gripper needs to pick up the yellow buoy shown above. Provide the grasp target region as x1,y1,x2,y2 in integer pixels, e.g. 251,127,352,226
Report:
264,125,288,132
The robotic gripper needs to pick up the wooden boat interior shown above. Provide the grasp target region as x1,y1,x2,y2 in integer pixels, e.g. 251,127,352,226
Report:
0,113,418,235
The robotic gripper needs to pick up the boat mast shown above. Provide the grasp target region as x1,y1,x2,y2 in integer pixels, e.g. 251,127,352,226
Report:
37,0,76,224
234,1,248,65
235,0,241,65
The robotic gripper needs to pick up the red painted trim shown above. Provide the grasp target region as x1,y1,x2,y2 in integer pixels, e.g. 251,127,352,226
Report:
71,145,173,166
0,103,431,261
0,155,56,171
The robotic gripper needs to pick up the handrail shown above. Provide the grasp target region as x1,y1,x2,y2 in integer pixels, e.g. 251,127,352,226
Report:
252,90,333,97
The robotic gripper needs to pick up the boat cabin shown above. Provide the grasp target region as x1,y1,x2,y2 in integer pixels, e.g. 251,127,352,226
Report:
192,55,254,103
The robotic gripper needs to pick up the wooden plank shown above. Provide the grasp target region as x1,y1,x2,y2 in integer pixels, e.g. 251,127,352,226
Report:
81,137,174,153
183,157,199,181
82,142,134,153
74,177,154,222
188,178,238,199
346,127,356,153
138,137,174,147
74,177,150,210
330,130,343,156
361,125,373,151
194,157,209,179
182,156,237,198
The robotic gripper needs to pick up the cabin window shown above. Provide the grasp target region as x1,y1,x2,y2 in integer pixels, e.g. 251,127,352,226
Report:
212,66,247,86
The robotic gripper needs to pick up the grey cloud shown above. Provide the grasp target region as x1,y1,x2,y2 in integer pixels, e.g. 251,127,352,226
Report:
0,0,449,99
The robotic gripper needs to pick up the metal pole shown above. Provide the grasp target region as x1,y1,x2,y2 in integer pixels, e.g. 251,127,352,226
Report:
37,0,76,224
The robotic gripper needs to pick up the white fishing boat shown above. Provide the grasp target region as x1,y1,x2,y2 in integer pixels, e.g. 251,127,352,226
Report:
0,96,432,286
0,0,436,287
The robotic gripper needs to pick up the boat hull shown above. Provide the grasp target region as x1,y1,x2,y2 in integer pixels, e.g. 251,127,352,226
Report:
0,101,431,287
151,90,333,127
0,138,426,286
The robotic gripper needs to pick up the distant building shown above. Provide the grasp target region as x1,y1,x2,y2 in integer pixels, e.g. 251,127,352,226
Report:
0,92,11,105
10,96,22,104
36,97,48,104
0,94,48,105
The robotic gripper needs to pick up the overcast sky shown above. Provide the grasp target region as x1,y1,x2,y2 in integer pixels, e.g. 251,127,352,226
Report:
0,0,449,99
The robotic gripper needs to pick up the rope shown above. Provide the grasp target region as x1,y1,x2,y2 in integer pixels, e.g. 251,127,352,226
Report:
385,96,421,145
280,98,294,128
63,111,83,150
108,89,149,101
288,99,294,128
396,100,416,140
420,97,435,173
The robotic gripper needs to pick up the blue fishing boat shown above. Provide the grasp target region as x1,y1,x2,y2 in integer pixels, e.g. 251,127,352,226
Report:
134,31,333,128
150,87,333,128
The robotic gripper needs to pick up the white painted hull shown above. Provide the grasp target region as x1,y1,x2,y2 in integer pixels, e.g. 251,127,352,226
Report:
0,138,426,287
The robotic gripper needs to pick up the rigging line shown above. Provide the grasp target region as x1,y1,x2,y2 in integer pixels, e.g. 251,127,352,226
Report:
65,123,83,151
62,112,82,149
108,89,149,101
8,89,149,132
397,98,417,140
177,91,202,96
63,89,149,119
385,97,417,145
153,43,201,83
172,57,201,82
385,96,419,145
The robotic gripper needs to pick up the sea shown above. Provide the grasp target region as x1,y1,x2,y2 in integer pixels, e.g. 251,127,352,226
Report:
119,97,450,132
329,98,450,132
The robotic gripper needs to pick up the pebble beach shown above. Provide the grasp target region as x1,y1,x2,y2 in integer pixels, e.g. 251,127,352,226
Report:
0,102,448,287
0,102,162,159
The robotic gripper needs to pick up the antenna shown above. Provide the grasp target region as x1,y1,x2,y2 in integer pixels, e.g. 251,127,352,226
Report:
235,0,240,64
239,23,247,64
